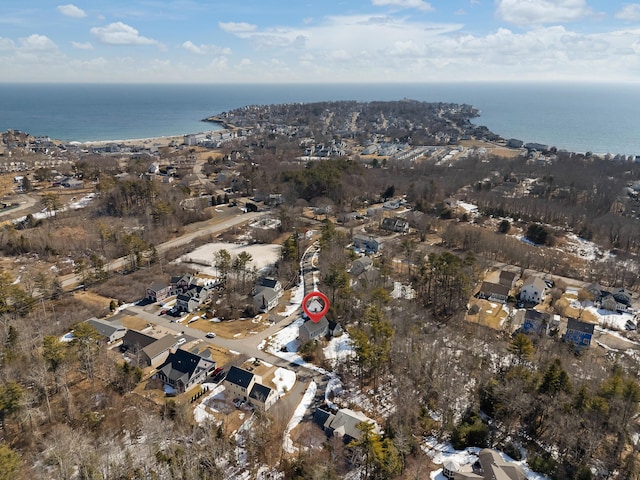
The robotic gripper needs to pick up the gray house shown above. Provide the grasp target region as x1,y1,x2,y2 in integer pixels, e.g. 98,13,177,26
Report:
314,407,380,443
253,287,280,312
298,317,330,343
477,282,510,304
87,317,127,343
350,256,373,276
176,285,211,313
141,334,180,367
353,234,383,253
156,349,216,393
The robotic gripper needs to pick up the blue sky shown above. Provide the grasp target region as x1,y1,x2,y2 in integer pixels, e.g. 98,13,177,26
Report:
2,1,640,83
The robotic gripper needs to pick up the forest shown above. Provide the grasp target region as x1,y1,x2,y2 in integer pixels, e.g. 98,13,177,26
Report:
2,101,640,479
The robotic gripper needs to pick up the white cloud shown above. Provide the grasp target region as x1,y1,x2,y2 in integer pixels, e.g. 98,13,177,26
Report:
90,22,157,46
57,4,87,19
181,41,231,55
496,0,592,25
0,37,15,51
219,21,257,34
20,34,58,51
371,0,434,11
616,4,640,21
71,41,94,50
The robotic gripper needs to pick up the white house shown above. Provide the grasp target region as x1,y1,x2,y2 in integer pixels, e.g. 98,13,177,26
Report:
520,276,547,304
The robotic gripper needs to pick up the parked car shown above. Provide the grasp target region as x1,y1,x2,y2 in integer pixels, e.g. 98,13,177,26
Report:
176,337,186,345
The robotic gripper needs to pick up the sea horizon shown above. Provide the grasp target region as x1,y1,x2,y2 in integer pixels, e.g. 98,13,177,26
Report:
1,82,639,155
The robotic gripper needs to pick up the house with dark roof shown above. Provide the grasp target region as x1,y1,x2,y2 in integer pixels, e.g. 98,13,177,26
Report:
564,317,595,351
314,407,381,443
521,309,550,335
256,277,283,295
498,270,517,289
381,216,409,233
176,285,211,313
156,349,216,393
477,282,510,304
224,365,279,410
224,365,258,402
248,382,278,411
87,317,127,343
121,330,156,362
146,281,172,303
170,273,194,295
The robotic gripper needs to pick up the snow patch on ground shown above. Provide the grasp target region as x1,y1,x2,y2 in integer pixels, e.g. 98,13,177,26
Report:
323,334,354,368
422,437,550,480
283,381,317,453
272,367,296,396
193,384,225,424
173,242,281,275
279,275,304,317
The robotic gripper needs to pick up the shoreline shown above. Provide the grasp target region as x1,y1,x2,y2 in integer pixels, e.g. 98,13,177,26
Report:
73,127,228,148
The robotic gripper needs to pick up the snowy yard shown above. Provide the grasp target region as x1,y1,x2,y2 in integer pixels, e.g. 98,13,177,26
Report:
422,437,550,480
173,242,281,275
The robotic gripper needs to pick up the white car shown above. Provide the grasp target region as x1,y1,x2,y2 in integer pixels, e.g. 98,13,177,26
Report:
176,337,186,345
206,332,216,338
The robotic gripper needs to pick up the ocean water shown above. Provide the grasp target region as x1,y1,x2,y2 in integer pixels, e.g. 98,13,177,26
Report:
0,82,638,155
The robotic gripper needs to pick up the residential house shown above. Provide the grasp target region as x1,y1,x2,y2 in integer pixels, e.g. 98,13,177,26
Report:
498,270,517,289
86,317,127,343
176,285,211,313
253,277,284,312
224,365,279,410
583,283,604,302
519,276,547,304
353,234,383,254
256,277,283,295
121,330,156,362
170,273,194,295
140,335,180,367
314,407,381,443
224,365,258,402
298,317,330,343
146,281,172,303
253,287,280,313
521,309,550,335
601,294,621,313
477,282,510,304
156,349,216,393
444,448,527,480
248,382,278,411
564,317,595,350
350,256,373,276
381,217,409,233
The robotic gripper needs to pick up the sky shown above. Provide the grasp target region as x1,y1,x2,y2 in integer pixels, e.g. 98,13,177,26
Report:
2,0,640,83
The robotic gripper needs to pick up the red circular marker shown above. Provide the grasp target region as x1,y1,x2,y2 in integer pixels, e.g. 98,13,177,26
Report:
302,291,330,323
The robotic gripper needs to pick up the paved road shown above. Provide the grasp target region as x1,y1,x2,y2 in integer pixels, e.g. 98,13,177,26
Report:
126,302,328,417
122,236,330,418
0,193,38,219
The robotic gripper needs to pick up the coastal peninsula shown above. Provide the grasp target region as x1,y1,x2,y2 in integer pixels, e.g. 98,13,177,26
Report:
1,99,640,480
